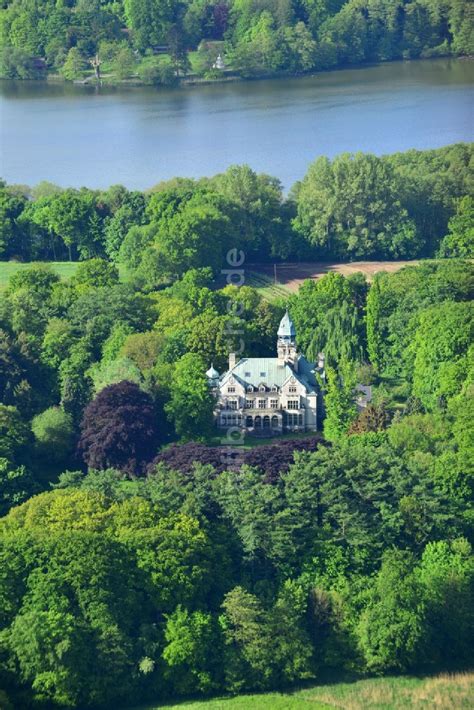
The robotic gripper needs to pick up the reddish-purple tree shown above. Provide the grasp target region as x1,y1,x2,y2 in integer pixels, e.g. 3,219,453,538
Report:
149,437,323,482
78,381,159,476
245,438,322,483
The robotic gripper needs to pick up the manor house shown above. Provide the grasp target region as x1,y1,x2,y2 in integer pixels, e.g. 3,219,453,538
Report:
206,311,324,433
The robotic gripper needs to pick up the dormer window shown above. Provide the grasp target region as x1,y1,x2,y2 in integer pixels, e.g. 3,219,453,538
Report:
247,385,254,392
259,385,266,392
271,386,278,392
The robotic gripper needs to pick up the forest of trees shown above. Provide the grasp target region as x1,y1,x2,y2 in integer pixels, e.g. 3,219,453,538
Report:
0,143,473,707
1,0,472,700
0,0,473,82
1,143,473,266
0,257,472,708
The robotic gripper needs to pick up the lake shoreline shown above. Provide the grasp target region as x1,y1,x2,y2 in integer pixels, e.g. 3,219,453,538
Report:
6,54,472,93
2,57,472,190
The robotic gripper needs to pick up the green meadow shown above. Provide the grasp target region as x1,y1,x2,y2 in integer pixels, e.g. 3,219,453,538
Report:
0,261,79,291
135,672,474,710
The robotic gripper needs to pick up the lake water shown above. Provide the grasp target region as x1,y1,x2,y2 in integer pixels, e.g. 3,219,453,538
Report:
0,58,473,191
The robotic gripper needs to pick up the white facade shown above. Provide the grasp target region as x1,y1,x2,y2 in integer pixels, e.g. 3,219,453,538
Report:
207,311,322,434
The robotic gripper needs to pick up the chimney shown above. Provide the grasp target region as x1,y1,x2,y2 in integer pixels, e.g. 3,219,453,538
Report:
229,352,236,369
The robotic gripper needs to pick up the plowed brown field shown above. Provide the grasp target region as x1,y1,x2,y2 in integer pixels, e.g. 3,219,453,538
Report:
249,260,420,294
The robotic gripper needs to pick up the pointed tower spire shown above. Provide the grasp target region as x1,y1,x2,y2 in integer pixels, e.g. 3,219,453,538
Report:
277,308,296,340
277,309,298,367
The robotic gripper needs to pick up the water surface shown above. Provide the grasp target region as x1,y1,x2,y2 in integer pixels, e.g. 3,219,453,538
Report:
1,58,473,190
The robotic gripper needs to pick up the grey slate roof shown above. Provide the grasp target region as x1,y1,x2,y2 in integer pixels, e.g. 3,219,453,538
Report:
277,310,296,338
221,356,318,394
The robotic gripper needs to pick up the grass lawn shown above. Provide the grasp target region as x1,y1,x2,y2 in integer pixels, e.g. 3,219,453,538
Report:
246,270,292,302
0,261,131,292
0,261,79,291
131,672,474,710
1,259,423,298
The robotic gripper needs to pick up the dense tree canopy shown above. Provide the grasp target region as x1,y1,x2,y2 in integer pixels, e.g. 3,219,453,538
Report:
293,153,419,259
0,146,473,708
438,196,474,258
1,145,471,265
2,0,471,82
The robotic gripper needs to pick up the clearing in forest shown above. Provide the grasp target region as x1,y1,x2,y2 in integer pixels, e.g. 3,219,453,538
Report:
247,260,420,299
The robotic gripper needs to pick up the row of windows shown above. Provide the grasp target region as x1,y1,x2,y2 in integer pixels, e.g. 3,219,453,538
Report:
228,385,298,394
226,399,300,410
220,414,242,426
245,415,280,429
285,413,304,426
244,399,280,409
220,414,304,428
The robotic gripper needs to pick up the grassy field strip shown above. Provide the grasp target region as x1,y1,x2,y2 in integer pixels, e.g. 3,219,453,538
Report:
246,271,292,301
0,261,79,291
0,259,446,300
0,262,290,298
131,672,474,710
0,261,132,291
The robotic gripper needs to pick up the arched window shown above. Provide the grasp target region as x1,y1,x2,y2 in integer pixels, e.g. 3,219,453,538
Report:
271,415,279,429
246,415,253,428
263,415,270,429
254,415,262,429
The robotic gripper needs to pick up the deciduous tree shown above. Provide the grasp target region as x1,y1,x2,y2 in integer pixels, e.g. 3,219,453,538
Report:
78,381,160,474
165,353,215,440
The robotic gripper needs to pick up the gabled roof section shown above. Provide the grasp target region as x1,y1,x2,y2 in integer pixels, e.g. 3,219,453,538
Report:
221,370,247,389
220,356,319,394
221,358,292,388
297,356,318,394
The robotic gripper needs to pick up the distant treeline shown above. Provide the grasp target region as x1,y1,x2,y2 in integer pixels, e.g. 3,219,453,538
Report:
1,143,473,276
0,0,473,82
